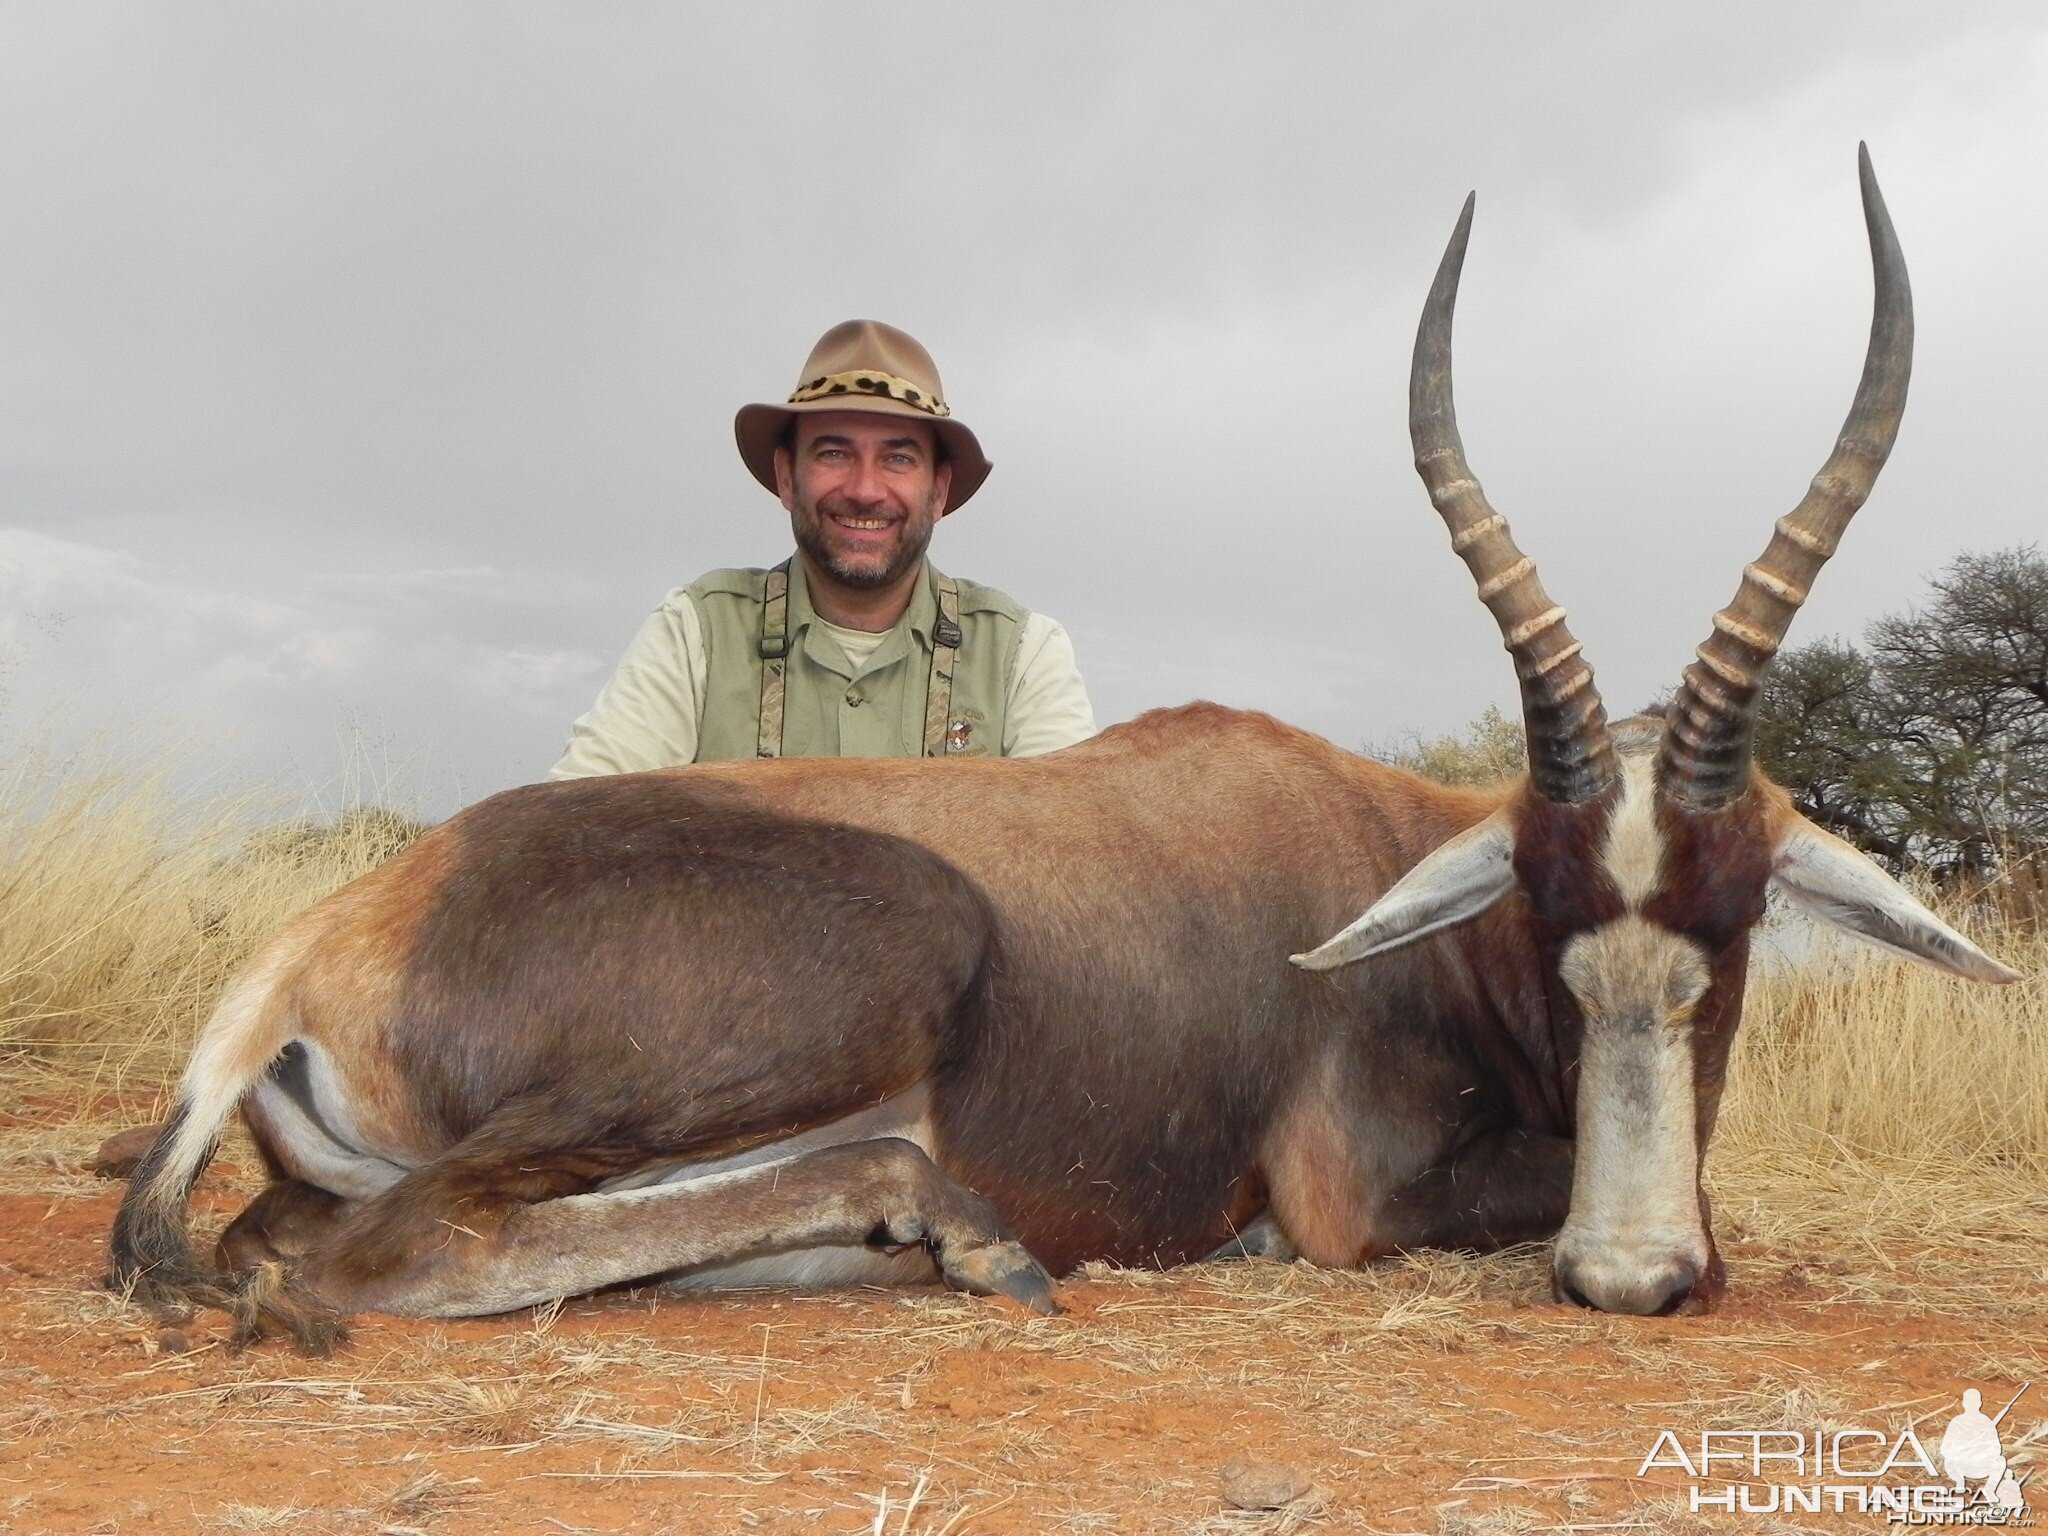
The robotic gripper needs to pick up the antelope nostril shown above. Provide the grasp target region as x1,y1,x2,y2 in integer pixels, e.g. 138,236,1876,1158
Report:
1555,1259,1700,1314
1650,1262,1700,1317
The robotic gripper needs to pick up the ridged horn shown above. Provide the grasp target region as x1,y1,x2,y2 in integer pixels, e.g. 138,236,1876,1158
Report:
1660,144,1913,810
1412,194,1617,804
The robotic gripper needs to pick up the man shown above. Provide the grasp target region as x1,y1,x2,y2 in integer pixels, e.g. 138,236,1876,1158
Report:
85,323,1097,1187
550,319,1095,774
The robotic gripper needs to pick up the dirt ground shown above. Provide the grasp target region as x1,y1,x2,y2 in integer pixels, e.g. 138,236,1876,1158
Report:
3,1104,2043,1536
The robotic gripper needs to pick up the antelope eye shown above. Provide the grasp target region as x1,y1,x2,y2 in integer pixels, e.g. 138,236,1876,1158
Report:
1555,934,1602,1003
1663,959,1710,1017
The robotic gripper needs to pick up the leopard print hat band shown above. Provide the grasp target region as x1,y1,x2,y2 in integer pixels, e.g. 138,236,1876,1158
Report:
789,369,951,418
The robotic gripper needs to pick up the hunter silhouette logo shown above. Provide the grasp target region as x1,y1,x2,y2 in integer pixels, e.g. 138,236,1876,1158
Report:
1637,1381,2035,1523
1940,1388,2030,1515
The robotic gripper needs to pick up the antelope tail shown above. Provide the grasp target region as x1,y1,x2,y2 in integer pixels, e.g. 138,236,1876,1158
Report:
106,931,340,1350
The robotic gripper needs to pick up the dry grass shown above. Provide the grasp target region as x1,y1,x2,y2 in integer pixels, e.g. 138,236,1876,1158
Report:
0,741,425,1101
1728,906,2048,1166
1711,906,2048,1302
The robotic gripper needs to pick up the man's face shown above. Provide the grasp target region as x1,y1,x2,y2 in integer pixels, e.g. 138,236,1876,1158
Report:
775,412,951,592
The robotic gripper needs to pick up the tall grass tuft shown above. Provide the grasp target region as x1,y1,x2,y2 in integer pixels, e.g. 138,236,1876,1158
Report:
1725,917,2047,1170
0,742,425,1098
1710,911,2046,1287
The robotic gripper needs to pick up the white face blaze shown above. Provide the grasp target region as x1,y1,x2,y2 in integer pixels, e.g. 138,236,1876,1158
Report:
1296,723,2018,1316
1550,752,1715,1315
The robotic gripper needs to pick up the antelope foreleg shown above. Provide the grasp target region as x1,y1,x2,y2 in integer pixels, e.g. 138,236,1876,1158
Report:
217,1180,355,1274
1201,1213,1300,1263
1370,1127,1575,1253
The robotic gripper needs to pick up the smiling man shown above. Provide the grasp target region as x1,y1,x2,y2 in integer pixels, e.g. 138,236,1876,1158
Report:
551,320,1096,773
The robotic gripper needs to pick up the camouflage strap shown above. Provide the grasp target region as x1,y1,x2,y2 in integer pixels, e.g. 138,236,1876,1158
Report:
923,574,963,756
756,560,791,759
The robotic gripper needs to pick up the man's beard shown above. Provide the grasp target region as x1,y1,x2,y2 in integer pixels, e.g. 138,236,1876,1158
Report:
793,492,938,591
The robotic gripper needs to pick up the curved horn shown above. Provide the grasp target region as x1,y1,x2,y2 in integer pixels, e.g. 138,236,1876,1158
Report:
1661,144,1913,809
1413,195,1617,804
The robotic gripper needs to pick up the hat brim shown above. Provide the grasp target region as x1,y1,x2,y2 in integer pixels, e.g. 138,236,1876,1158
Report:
735,396,991,515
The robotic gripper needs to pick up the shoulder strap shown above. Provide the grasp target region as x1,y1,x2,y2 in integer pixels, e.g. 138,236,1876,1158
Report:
923,573,963,756
757,560,791,759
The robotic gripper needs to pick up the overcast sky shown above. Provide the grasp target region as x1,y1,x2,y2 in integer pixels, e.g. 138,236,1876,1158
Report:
2,5,2043,818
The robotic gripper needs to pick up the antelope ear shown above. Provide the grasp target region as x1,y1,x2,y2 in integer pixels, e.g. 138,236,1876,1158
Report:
1770,823,2022,984
1292,811,1517,971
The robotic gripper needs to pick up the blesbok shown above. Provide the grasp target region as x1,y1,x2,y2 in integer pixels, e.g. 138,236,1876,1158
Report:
111,147,2017,1350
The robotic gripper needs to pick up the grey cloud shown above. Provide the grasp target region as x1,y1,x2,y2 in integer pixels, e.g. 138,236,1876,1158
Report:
1,5,2043,815
0,530,606,806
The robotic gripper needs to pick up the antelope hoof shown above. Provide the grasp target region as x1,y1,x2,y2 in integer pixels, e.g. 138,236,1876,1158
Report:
1202,1213,1298,1263
945,1241,1062,1315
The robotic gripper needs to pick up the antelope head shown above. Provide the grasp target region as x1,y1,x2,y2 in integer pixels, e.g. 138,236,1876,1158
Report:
1298,146,2020,1316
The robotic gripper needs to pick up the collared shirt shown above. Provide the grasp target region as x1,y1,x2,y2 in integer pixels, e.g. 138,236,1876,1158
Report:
549,560,1096,777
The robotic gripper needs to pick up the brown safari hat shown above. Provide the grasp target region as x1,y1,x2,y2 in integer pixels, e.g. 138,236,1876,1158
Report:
734,319,992,514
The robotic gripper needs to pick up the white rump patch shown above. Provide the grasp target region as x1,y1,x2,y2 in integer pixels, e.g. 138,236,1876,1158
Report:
159,927,321,1197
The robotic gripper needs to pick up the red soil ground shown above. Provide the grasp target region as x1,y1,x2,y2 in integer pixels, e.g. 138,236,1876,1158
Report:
5,1128,2042,1536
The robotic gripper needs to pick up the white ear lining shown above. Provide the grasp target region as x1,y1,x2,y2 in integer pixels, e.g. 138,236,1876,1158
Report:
1291,811,1517,972
1771,823,2022,985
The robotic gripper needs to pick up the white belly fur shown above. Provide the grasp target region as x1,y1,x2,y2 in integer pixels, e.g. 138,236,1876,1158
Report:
662,1243,939,1291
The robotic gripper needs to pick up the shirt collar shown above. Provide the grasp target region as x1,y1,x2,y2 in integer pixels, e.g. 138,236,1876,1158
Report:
786,557,943,648
785,557,943,679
